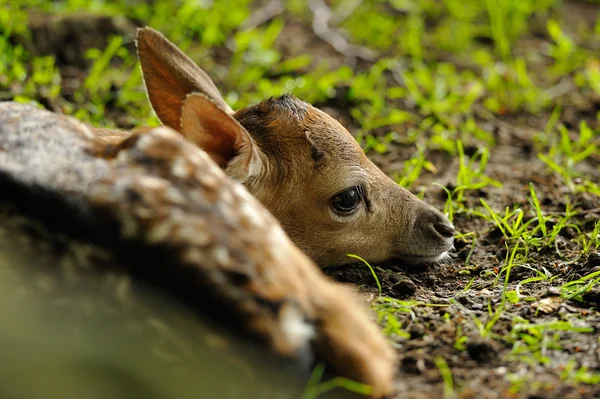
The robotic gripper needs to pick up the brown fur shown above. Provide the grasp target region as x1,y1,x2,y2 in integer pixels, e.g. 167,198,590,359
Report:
135,27,455,267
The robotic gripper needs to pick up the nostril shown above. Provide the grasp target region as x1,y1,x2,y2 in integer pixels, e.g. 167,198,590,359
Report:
433,222,455,238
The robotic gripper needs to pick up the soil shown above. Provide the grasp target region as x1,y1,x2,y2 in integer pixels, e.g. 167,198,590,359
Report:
9,2,600,398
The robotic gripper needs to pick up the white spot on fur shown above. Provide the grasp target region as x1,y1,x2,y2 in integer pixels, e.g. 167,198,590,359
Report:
266,225,293,265
213,246,230,266
231,181,254,201
164,187,186,205
219,187,233,205
239,200,264,228
190,147,214,165
133,204,154,219
269,225,289,247
120,213,138,238
183,248,204,264
171,157,190,179
177,222,211,246
138,175,169,191
198,170,219,189
135,132,155,151
147,127,175,141
147,218,175,243
279,302,314,351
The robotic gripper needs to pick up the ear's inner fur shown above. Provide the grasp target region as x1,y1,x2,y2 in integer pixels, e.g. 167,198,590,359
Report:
181,93,256,169
136,27,233,131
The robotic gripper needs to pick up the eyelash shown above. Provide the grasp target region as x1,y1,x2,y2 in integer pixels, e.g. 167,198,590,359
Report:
330,185,367,215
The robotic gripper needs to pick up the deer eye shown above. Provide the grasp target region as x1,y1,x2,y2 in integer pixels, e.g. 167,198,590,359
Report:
330,186,364,216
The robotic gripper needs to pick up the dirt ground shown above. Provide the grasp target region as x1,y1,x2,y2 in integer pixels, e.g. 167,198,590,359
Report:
301,2,600,397
5,1,600,398
328,114,600,398
326,22,600,399
326,18,600,399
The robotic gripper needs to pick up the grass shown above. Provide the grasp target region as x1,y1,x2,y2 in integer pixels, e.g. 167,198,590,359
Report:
301,363,373,399
1,0,600,397
347,253,383,296
434,356,456,399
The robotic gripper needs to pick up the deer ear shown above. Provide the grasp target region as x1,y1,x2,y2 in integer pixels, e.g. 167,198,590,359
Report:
181,93,264,180
136,27,234,131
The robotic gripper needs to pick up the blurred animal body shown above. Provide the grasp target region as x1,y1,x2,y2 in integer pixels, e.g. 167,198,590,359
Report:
0,101,395,398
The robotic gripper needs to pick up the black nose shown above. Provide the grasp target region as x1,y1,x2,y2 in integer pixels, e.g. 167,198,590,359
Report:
434,222,455,238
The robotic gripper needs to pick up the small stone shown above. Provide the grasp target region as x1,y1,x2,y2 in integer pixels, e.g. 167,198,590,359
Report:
467,340,496,363
530,297,563,314
589,266,600,274
392,280,417,297
400,356,420,373
542,287,561,298
408,324,425,339
582,287,600,306
454,294,471,306
587,253,600,268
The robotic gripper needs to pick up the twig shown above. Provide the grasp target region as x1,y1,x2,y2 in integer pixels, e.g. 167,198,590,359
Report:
546,77,574,100
240,0,285,31
329,0,362,25
308,0,377,61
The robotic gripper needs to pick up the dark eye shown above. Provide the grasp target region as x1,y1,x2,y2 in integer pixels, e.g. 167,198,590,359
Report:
331,186,364,215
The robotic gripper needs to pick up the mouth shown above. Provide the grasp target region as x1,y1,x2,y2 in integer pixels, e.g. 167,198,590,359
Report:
393,250,454,266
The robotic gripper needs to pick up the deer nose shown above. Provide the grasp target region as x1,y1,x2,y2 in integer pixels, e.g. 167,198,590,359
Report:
433,221,455,238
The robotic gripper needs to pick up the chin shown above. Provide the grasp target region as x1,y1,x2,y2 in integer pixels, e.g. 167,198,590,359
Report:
395,250,453,266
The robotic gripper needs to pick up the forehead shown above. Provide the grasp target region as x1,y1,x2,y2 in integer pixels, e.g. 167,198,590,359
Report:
234,94,369,188
234,95,362,153
233,94,308,138
304,106,365,163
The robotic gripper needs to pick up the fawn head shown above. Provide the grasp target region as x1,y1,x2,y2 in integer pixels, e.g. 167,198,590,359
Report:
137,27,455,267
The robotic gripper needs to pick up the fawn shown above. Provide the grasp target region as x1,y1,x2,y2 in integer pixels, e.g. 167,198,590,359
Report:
97,27,455,268
0,101,395,397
